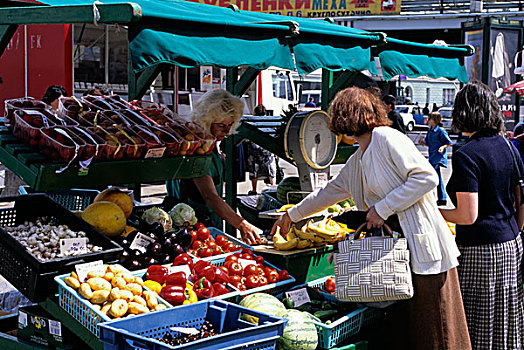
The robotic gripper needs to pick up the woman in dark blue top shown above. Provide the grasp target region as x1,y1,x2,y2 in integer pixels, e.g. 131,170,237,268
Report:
419,112,452,205
440,81,524,349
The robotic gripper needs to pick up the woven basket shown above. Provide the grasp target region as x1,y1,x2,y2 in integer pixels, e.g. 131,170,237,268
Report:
334,223,413,302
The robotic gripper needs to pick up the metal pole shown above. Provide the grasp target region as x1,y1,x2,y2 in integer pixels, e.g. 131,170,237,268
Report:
104,25,109,88
24,25,27,97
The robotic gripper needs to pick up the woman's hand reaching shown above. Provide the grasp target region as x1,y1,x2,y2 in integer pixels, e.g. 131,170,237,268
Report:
366,206,384,229
270,212,292,236
239,220,262,245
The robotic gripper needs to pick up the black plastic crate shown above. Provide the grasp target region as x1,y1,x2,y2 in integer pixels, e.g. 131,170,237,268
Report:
0,194,123,302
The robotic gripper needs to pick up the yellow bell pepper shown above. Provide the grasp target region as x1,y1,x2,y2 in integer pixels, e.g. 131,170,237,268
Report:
185,288,198,304
144,280,162,294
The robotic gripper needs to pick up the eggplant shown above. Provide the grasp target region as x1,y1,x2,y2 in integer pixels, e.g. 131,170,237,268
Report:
143,256,159,267
119,250,131,264
147,242,163,256
160,253,172,265
171,243,185,258
149,223,165,238
120,238,131,249
173,228,192,251
127,259,142,270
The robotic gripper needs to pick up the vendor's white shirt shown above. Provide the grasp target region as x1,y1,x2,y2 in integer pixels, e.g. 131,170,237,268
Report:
287,126,460,275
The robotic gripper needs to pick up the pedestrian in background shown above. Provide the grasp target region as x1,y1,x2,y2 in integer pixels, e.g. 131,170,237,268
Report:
305,97,316,107
423,103,430,115
42,85,67,111
419,112,452,206
511,122,524,163
382,95,406,134
440,81,524,349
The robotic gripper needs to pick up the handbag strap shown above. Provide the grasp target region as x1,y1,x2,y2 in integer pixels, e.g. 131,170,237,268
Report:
353,222,395,239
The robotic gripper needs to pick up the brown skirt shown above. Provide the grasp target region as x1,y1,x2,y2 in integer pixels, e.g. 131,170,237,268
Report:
384,267,472,350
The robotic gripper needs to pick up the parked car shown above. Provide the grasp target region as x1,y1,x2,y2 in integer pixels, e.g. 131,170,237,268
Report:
394,105,425,131
438,107,453,132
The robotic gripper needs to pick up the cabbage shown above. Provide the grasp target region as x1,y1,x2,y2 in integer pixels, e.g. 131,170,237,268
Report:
169,203,198,227
141,207,172,231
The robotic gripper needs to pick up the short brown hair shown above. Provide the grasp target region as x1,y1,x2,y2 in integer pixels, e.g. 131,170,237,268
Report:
428,112,442,126
329,87,391,136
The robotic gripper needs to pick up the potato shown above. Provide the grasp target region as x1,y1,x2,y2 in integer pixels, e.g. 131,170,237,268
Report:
65,276,81,289
103,272,115,282
108,265,125,275
125,283,143,296
101,303,112,315
87,270,105,279
133,277,144,287
133,295,147,307
154,304,167,311
91,290,110,304
92,304,101,311
119,290,134,302
121,273,135,284
78,283,93,300
127,302,149,315
70,271,80,280
111,276,127,289
110,288,120,301
144,292,158,309
110,299,128,318
87,277,111,291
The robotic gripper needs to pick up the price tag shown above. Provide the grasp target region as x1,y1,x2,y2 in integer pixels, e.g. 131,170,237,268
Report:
60,238,87,255
168,265,191,278
129,233,156,252
285,288,311,307
145,147,166,159
75,260,104,282
314,171,328,190
18,311,27,328
170,327,199,335
237,258,256,270
49,319,62,337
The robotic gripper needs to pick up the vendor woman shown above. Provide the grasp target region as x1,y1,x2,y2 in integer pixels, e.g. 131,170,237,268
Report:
167,89,262,245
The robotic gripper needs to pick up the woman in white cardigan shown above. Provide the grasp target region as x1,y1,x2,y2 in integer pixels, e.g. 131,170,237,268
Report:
271,87,471,349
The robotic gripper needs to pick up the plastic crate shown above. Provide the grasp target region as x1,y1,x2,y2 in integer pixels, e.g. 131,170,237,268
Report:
54,267,172,337
0,194,122,302
99,299,287,350
18,186,100,211
257,192,283,211
188,227,252,262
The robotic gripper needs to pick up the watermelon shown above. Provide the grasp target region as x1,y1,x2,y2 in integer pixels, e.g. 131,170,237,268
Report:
239,293,287,324
277,177,307,204
277,310,318,350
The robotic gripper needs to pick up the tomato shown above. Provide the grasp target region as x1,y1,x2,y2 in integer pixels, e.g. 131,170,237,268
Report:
244,264,258,276
192,240,204,250
240,276,247,285
194,222,205,230
212,246,224,256
225,255,238,263
245,275,260,289
266,270,279,283
239,253,254,260
263,267,273,275
190,230,198,243
233,252,242,258
215,235,227,247
197,227,210,241
259,276,268,286
254,256,265,265
227,262,243,276
224,242,236,252
187,249,196,255
278,270,290,281
229,275,242,284
241,248,254,256
219,266,229,275
199,247,213,258
207,241,217,249
325,277,336,292
256,267,265,277
233,282,246,291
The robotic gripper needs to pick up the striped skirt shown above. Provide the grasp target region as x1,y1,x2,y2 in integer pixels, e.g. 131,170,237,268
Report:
457,235,524,350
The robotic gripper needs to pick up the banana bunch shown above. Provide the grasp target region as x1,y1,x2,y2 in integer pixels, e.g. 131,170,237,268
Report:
272,218,356,251
276,204,294,212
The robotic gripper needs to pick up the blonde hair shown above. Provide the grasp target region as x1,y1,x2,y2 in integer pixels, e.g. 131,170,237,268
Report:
191,89,244,134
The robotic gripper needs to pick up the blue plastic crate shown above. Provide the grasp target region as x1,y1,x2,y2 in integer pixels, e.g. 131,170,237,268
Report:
188,227,252,263
18,186,99,211
258,192,283,211
99,299,287,350
54,267,172,337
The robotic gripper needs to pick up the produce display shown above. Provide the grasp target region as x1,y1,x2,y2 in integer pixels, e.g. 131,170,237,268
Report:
156,321,217,346
272,218,355,251
3,217,102,261
187,224,244,259
3,95,217,164
63,264,167,319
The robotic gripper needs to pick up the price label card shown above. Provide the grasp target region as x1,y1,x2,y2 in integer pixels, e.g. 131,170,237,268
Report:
285,288,311,307
170,327,199,335
129,233,156,252
49,319,62,337
237,258,256,270
145,147,166,159
168,265,192,278
75,260,104,282
18,311,27,328
60,238,87,255
314,171,329,190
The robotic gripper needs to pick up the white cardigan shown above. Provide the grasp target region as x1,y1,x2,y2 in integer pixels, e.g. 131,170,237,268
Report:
288,126,460,275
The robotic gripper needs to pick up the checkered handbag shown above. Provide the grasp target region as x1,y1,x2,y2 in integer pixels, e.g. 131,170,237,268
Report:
334,223,413,302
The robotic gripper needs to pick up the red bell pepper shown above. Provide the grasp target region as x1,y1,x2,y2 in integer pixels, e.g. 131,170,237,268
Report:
146,265,168,284
160,285,186,305
195,277,214,299
173,253,193,269
325,277,336,292
213,266,230,284
165,271,187,286
212,282,230,296
193,261,215,281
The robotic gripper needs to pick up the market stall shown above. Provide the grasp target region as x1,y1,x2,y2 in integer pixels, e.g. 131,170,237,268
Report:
0,1,474,349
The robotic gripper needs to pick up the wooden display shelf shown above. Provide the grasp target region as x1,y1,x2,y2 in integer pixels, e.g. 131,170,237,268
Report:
0,127,212,191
